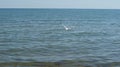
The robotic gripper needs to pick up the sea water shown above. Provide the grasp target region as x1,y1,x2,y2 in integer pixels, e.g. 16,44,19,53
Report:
0,9,120,66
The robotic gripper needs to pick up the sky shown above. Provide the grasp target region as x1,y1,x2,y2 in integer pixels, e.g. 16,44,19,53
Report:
0,0,120,9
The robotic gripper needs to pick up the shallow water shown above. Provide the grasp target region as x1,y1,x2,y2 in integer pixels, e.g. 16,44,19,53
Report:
0,9,120,66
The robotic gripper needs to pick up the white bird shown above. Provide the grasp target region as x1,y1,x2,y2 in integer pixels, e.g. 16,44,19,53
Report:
62,24,71,30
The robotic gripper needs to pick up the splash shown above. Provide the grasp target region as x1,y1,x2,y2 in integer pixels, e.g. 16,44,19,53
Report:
62,24,71,30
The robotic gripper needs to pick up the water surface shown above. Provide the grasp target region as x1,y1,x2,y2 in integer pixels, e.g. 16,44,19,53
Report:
0,9,120,67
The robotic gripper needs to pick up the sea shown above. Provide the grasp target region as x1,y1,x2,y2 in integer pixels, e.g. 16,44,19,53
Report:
0,9,120,67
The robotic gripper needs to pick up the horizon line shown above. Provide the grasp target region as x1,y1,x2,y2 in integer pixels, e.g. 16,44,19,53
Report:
0,8,120,10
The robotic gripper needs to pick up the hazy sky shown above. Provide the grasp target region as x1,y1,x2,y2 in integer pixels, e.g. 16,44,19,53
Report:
0,0,120,9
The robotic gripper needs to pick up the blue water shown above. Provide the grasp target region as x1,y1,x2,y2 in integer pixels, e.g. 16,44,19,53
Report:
0,9,120,65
